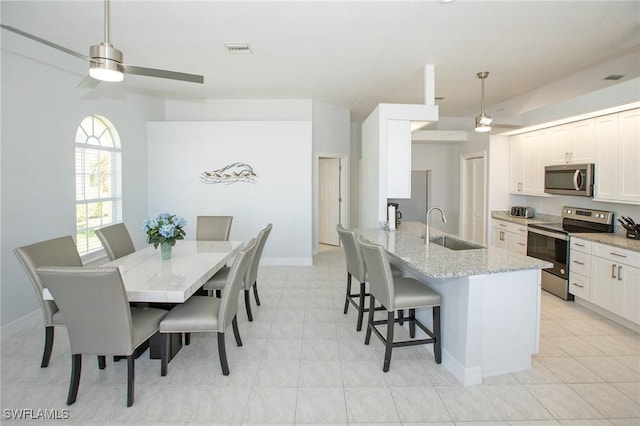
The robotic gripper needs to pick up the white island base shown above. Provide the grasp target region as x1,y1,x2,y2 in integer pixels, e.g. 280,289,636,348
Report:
404,267,541,386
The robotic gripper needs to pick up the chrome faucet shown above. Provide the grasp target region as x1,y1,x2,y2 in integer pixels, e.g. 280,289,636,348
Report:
426,207,447,243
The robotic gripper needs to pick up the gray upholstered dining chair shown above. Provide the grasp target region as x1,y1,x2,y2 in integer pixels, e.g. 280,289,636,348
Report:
35,266,167,407
95,223,136,261
357,235,441,372
203,223,272,321
14,236,86,368
158,237,258,376
336,224,403,331
196,216,233,241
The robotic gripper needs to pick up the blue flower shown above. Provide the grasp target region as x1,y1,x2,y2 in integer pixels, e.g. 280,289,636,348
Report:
159,223,176,238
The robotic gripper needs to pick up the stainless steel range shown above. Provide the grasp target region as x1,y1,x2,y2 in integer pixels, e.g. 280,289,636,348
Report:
527,206,614,300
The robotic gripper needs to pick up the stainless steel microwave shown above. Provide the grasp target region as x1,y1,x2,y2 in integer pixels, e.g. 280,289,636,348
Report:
544,163,594,196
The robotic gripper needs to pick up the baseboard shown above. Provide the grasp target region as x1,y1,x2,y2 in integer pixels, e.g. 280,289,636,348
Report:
574,297,640,333
1,309,40,343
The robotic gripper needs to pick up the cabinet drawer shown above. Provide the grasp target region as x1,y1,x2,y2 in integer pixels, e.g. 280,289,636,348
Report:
494,220,527,236
570,251,591,276
569,273,590,299
571,238,592,253
592,243,640,267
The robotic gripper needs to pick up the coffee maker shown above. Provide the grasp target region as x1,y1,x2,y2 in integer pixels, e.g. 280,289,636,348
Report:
387,203,402,228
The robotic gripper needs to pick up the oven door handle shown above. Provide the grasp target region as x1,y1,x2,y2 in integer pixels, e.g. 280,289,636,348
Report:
527,228,568,241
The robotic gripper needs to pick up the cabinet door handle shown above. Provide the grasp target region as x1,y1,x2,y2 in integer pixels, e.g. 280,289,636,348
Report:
499,224,507,228
500,231,505,241
572,282,584,288
618,266,623,281
573,260,584,265
611,264,617,279
574,243,585,247
518,242,525,246
610,252,627,258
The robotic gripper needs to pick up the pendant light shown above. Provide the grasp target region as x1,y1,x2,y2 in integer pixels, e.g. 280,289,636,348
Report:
475,71,492,132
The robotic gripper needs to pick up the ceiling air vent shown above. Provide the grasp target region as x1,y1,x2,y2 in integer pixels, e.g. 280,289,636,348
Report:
224,43,252,54
604,74,624,81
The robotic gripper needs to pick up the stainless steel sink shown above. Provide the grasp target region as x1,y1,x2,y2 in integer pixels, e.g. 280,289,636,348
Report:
429,236,483,251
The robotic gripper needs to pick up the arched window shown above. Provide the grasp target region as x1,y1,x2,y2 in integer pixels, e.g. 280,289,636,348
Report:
75,115,122,256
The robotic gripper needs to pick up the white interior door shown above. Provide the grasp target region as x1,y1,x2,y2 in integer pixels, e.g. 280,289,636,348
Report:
319,158,341,246
462,155,486,245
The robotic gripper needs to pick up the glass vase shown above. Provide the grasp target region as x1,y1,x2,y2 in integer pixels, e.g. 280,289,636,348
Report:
160,242,172,260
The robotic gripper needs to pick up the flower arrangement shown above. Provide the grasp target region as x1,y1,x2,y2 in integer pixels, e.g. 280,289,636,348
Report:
143,213,186,249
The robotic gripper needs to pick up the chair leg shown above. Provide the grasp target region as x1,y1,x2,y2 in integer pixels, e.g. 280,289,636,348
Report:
215,289,222,298
244,289,254,322
232,315,243,346
253,281,261,306
409,308,416,338
98,356,106,370
433,306,442,364
356,281,366,331
217,332,230,376
343,273,352,314
67,354,81,405
41,326,54,368
383,311,395,372
160,334,169,376
398,309,404,326
185,333,191,345
127,355,135,407
364,295,376,345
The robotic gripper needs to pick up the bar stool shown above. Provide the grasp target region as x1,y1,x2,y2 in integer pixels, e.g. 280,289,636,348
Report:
357,235,442,372
336,225,403,331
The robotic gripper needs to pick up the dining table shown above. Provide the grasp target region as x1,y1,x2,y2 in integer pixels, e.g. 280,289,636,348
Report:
43,240,244,303
43,240,245,361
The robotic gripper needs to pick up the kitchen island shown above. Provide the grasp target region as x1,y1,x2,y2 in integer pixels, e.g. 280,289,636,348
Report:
356,221,551,386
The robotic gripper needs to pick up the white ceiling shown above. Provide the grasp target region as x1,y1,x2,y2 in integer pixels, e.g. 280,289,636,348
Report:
2,0,639,124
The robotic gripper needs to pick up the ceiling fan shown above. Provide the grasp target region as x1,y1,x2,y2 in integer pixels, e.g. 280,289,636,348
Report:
474,72,521,133
0,0,204,88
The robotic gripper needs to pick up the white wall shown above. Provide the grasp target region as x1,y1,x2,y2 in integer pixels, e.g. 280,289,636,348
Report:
411,144,459,234
147,121,313,264
165,99,313,121
311,101,351,249
1,36,165,326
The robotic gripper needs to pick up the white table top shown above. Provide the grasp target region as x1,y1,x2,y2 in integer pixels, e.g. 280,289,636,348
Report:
43,240,244,304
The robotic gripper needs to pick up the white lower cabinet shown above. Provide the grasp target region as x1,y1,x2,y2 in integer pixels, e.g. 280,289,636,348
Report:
588,241,640,325
492,219,527,255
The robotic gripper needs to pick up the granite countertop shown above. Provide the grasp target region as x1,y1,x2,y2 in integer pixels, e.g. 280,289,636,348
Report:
491,210,561,226
572,232,640,253
491,210,640,253
356,221,551,280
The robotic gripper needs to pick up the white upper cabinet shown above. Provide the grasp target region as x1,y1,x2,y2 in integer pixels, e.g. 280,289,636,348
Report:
549,119,595,165
594,108,640,204
509,129,548,196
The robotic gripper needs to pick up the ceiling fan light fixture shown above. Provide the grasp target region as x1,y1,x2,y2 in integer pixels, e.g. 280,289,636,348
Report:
89,43,124,82
89,60,124,82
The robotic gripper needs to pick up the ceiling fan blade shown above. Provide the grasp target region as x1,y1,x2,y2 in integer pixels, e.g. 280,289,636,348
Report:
77,74,101,89
123,64,204,84
0,24,90,62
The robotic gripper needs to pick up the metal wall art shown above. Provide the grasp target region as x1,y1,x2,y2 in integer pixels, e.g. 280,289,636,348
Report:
200,162,257,184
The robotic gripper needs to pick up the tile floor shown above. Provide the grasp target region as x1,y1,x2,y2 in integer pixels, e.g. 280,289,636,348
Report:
1,244,639,425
